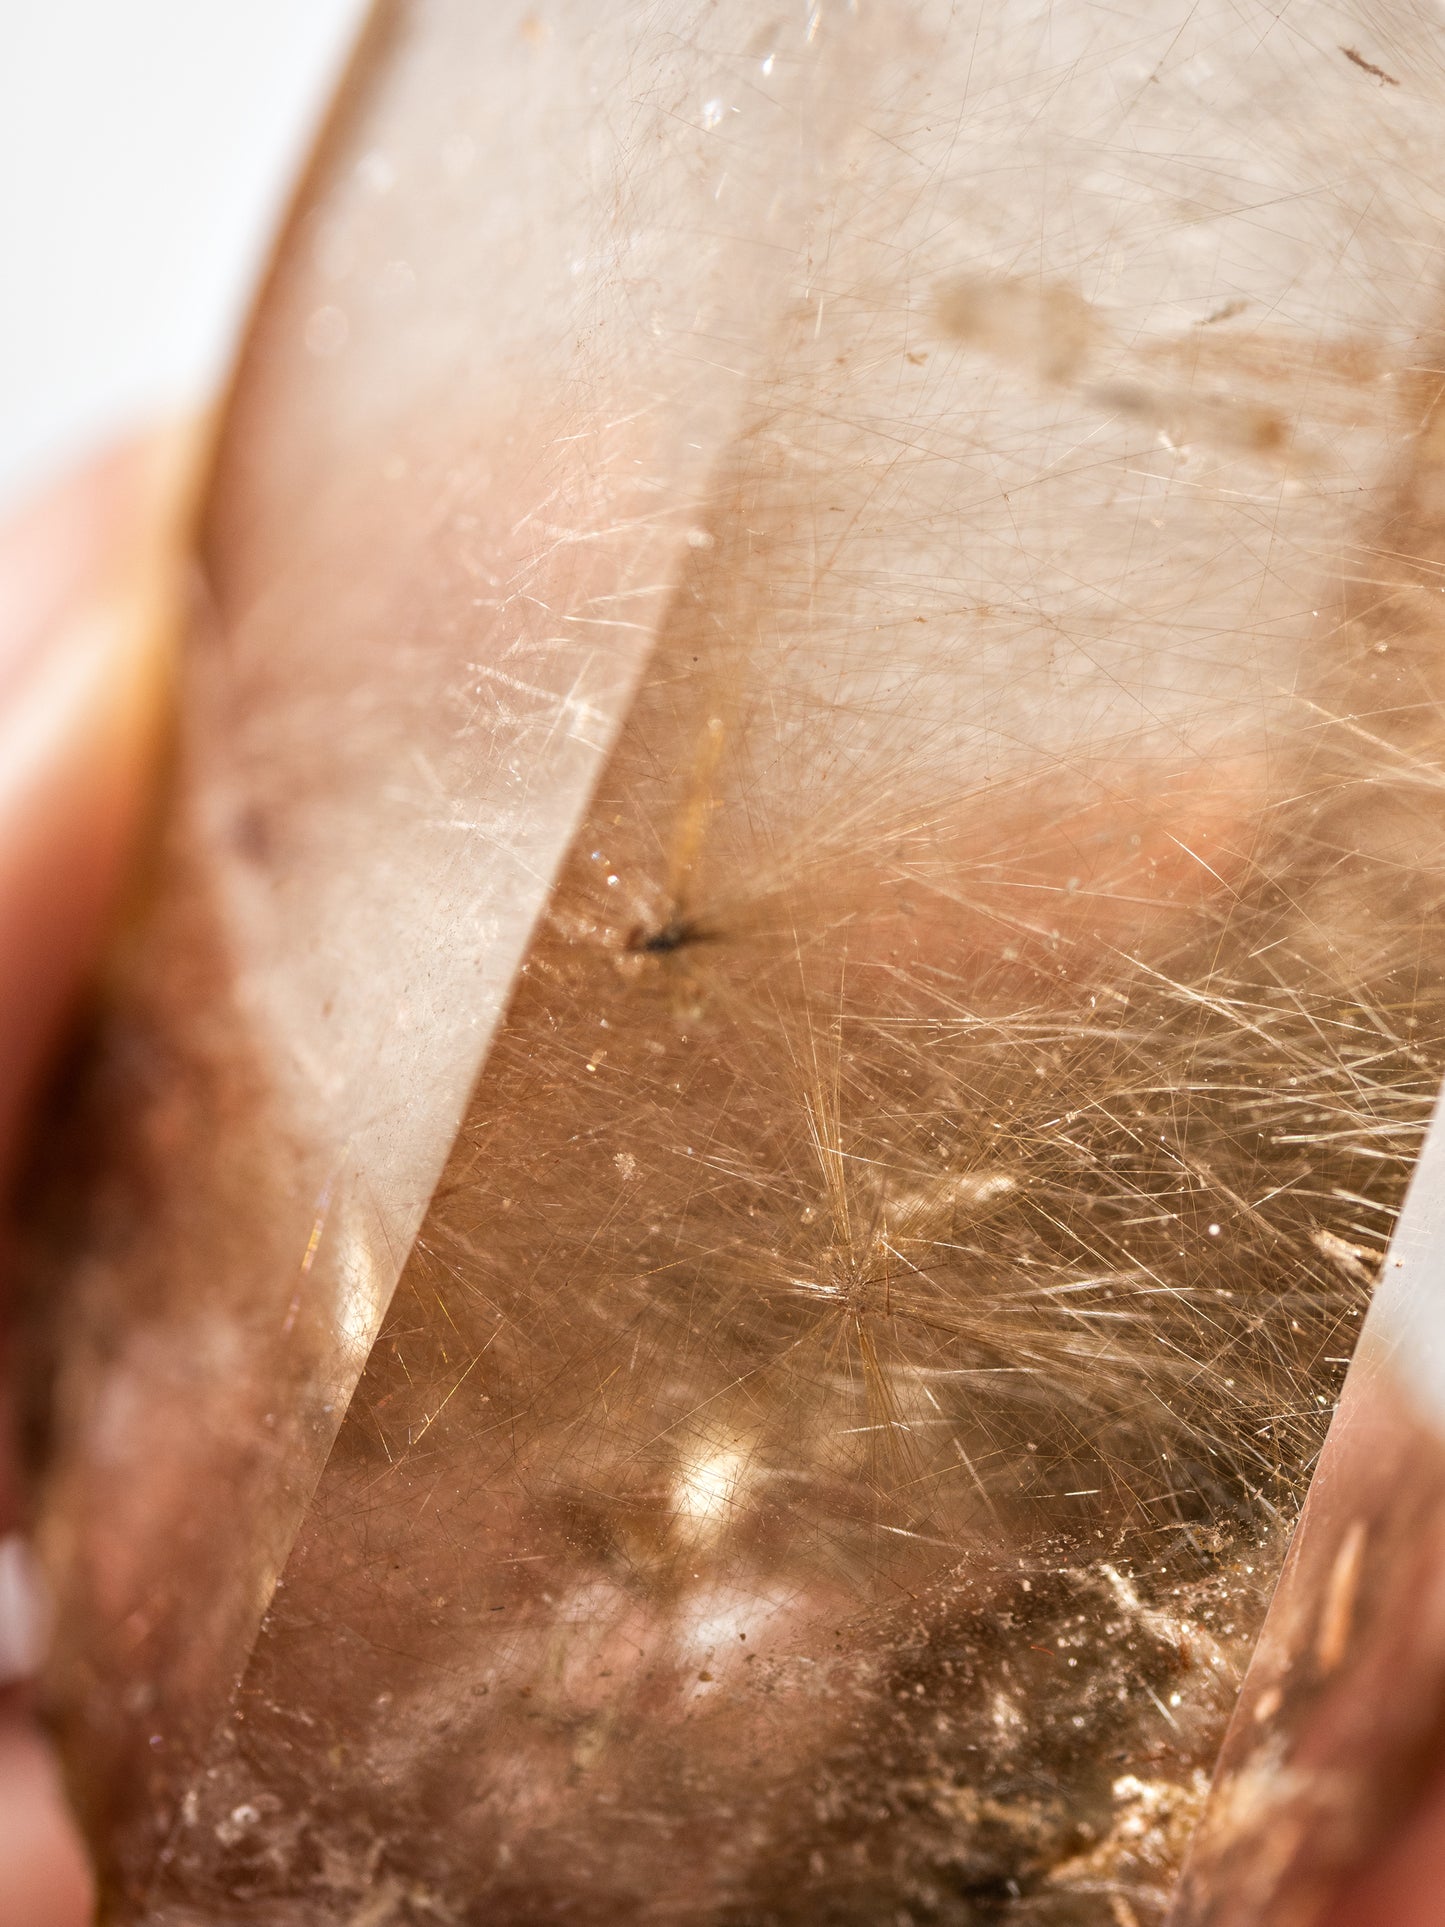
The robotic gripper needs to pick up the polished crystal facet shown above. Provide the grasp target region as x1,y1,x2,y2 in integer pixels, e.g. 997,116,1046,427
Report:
24,3,1445,1922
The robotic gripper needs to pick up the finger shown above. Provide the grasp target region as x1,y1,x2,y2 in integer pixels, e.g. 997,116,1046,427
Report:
0,433,198,1927
0,1719,96,1927
0,432,196,1165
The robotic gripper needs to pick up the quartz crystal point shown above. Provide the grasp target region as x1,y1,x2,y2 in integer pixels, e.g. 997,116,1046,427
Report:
24,2,1445,1922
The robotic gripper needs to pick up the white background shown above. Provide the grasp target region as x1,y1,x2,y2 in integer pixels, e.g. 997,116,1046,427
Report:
0,0,369,512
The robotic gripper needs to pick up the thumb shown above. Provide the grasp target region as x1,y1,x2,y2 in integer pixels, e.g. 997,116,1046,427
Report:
0,432,198,1927
0,434,195,1161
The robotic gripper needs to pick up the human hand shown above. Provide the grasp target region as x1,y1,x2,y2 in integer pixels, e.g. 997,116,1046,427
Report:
0,435,192,1927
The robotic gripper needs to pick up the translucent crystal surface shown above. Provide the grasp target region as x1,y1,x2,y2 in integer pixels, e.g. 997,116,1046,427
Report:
25,2,1445,1922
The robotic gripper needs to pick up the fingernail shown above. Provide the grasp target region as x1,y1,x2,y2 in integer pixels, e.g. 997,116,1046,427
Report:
0,425,203,841
0,1535,50,1686
0,429,199,706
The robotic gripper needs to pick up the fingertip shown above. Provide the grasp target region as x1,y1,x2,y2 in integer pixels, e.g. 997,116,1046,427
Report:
0,427,203,1169
0,1718,95,1927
